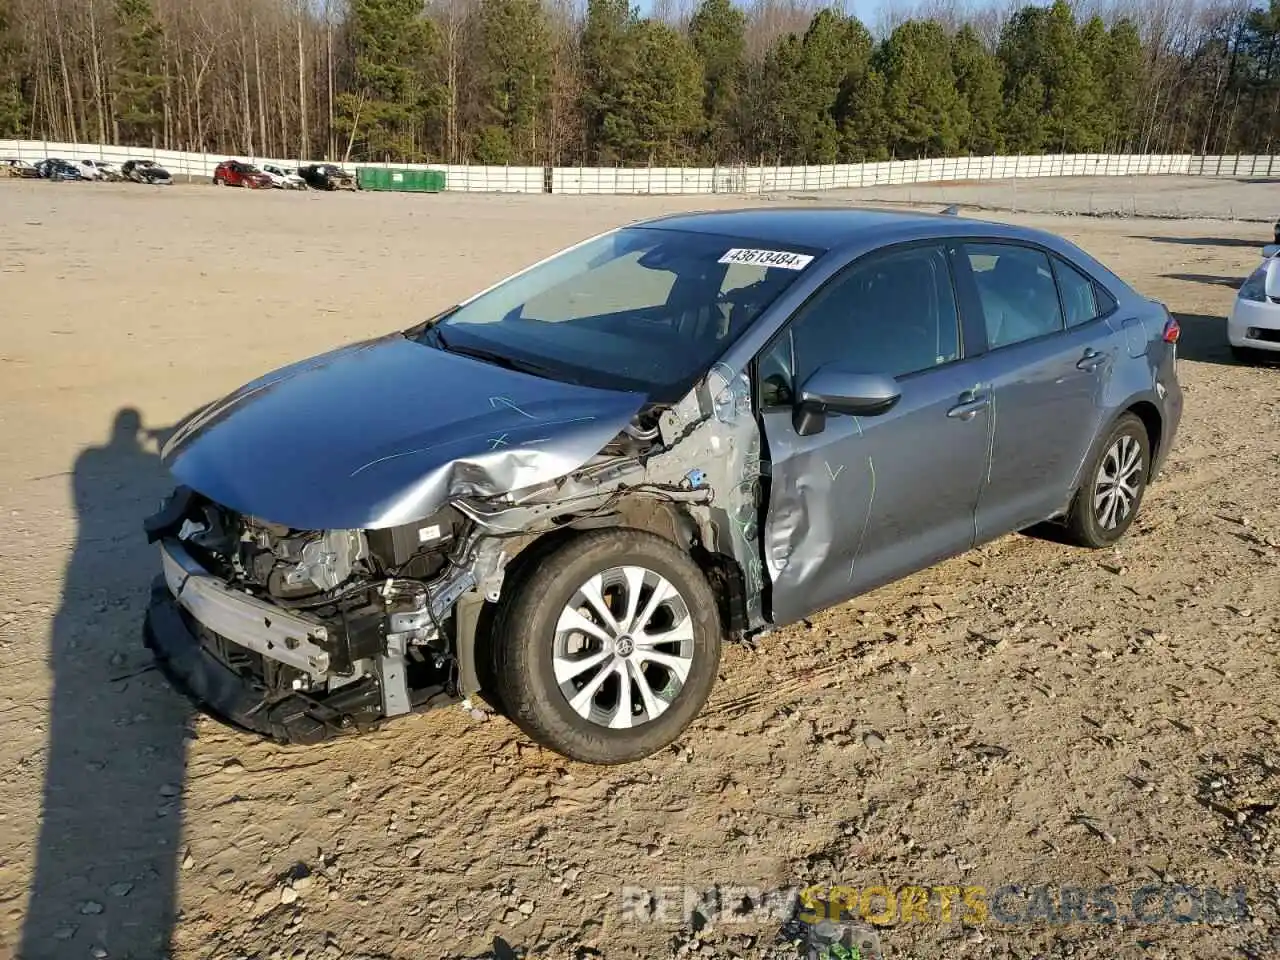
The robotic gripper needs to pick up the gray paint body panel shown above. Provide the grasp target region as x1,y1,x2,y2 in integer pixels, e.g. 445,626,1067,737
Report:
969,319,1117,540
710,209,1182,628
162,334,646,530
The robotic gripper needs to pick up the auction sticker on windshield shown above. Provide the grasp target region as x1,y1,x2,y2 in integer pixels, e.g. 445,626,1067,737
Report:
718,248,814,270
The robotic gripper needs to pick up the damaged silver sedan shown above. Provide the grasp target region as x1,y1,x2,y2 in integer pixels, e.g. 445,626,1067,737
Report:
143,208,1182,763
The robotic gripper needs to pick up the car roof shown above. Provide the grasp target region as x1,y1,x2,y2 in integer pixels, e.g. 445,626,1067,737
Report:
637,206,1048,253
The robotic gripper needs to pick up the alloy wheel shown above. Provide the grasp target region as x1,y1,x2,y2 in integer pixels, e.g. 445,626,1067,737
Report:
552,566,694,730
1094,434,1144,530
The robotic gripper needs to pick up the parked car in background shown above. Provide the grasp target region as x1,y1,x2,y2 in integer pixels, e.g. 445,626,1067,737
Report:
213,160,273,189
261,163,307,190
76,159,122,181
36,158,83,181
0,158,39,179
123,159,173,185
1228,243,1280,361
298,163,356,191
143,208,1183,764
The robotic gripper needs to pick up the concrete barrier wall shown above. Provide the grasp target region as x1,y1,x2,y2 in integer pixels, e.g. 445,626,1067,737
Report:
4,139,1270,195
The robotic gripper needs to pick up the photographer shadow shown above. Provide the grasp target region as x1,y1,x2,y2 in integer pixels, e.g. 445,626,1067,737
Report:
20,409,190,959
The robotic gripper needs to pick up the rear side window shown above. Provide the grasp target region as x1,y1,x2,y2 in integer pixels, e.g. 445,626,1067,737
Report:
966,243,1064,348
1055,258,1099,327
1095,283,1118,315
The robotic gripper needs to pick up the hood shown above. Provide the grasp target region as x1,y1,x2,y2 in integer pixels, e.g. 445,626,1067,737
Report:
162,333,647,530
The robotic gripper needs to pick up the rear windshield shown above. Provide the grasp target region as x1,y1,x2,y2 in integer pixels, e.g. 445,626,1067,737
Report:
417,226,819,400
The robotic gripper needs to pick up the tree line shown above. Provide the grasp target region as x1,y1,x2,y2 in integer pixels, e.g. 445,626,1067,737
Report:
1,0,1279,167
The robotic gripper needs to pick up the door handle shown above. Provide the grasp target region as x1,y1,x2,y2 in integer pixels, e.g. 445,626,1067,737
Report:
1077,349,1109,372
947,393,990,420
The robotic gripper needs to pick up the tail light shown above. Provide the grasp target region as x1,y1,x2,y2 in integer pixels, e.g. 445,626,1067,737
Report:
1162,317,1181,344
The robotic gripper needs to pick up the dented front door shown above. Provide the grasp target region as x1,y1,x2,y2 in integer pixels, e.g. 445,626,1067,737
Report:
760,362,992,626
754,241,992,627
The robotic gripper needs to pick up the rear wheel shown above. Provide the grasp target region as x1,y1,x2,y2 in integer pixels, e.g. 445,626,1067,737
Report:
493,529,722,764
1065,413,1151,548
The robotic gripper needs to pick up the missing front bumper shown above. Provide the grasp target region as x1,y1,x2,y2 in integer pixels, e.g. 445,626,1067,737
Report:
158,538,332,679
143,579,383,744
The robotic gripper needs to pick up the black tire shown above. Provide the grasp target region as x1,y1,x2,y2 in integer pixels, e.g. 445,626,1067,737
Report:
213,176,224,186
1065,412,1151,548
1231,344,1255,364
492,529,722,764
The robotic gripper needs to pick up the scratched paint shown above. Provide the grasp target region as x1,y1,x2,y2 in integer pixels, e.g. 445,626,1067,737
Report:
490,395,538,420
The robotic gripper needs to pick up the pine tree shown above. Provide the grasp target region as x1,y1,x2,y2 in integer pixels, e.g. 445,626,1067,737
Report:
1003,73,1047,152
602,19,703,163
1040,1,1098,151
0,0,23,137
878,19,967,158
838,66,889,161
580,0,636,163
952,25,1003,154
785,10,872,163
750,33,804,162
338,0,442,160
689,0,746,160
471,0,552,163
112,0,164,145
999,1,1100,153
1079,15,1112,146
1105,20,1145,151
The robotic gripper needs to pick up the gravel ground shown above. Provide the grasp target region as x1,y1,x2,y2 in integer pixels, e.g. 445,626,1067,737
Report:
797,174,1280,221
0,178,1278,960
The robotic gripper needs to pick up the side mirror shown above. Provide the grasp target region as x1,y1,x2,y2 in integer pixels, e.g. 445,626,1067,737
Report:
793,367,901,436
1264,244,1280,259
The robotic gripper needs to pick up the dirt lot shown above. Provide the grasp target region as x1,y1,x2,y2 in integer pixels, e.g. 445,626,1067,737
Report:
814,174,1280,221
0,178,1278,960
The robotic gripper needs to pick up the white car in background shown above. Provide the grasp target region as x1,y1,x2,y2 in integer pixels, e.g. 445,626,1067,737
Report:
261,163,307,190
1229,243,1280,361
76,159,121,181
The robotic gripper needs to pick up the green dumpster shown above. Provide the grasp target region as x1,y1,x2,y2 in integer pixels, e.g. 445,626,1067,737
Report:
357,167,445,192
356,167,388,190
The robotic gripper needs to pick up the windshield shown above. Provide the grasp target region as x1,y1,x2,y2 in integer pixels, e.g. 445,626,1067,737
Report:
415,226,818,400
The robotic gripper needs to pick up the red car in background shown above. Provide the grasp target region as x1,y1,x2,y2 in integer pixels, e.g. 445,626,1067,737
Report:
213,160,272,189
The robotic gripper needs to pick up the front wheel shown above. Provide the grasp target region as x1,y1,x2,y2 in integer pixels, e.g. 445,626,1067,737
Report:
1065,413,1151,548
213,176,225,186
493,530,722,764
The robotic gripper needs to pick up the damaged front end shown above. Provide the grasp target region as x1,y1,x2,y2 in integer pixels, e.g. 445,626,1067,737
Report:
143,488,473,742
142,351,765,745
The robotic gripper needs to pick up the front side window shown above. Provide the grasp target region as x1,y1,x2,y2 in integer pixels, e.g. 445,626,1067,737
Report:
966,243,1065,348
420,227,815,400
757,243,960,407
